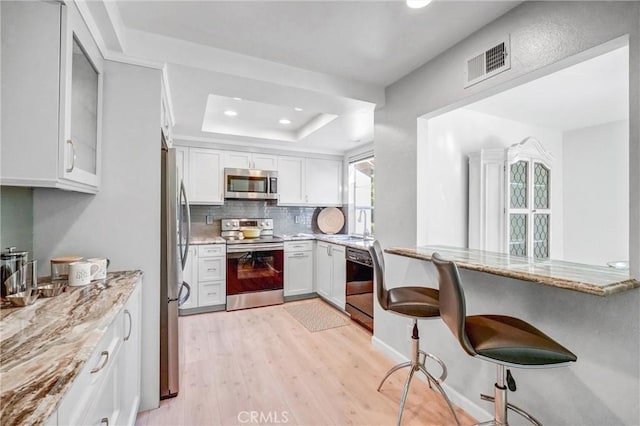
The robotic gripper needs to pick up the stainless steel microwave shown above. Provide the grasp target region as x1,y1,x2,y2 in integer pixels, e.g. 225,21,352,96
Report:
224,168,278,200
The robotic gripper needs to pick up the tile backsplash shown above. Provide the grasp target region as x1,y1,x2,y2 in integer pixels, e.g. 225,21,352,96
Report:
189,200,346,239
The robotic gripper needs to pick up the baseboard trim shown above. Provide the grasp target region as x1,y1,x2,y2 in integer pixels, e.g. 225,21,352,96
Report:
370,336,492,422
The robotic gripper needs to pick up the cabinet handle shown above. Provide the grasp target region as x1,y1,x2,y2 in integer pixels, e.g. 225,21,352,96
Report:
124,309,132,341
207,268,216,272
66,139,76,172
90,351,109,374
101,417,109,426
292,253,306,257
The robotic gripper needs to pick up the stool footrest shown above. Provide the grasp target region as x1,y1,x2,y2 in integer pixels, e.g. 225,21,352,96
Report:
480,394,543,426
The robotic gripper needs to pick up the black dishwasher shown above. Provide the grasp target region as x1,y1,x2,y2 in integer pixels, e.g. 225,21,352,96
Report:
345,247,374,333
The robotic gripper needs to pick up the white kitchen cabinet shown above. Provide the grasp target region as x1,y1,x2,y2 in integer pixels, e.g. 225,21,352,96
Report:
119,285,142,425
284,241,314,297
197,245,226,307
179,246,198,310
278,156,342,206
1,1,103,193
224,151,278,170
305,158,342,206
189,148,223,205
277,156,306,205
161,83,173,143
469,137,553,259
58,284,141,426
315,242,346,309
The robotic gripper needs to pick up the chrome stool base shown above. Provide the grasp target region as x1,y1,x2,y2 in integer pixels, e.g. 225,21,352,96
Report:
474,365,542,426
377,320,460,426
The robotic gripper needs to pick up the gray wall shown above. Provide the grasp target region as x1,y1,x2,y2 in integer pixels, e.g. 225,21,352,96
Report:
0,186,33,255
33,61,161,411
374,2,639,424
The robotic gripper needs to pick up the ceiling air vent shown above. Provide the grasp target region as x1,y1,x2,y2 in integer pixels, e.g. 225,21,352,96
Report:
464,36,511,88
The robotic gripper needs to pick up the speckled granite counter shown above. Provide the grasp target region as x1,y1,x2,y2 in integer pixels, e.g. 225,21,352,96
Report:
0,270,142,425
189,236,226,245
314,234,374,250
386,245,638,296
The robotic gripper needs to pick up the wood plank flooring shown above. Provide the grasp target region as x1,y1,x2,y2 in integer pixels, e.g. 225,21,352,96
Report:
136,299,476,426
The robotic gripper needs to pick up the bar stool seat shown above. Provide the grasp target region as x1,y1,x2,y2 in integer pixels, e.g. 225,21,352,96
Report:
465,315,576,366
370,241,459,426
432,252,577,426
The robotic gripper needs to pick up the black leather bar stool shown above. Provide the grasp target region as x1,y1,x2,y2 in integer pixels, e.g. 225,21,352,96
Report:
370,241,459,425
431,252,577,426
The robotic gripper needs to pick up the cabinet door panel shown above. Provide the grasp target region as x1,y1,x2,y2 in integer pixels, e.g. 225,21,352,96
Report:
306,158,342,206
277,156,305,205
284,252,313,296
330,245,346,309
252,154,277,170
199,281,225,306
189,148,223,204
180,247,198,310
315,243,331,299
224,151,252,169
198,257,225,281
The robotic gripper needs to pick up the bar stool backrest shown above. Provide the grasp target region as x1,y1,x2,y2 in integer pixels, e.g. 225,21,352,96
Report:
432,253,476,356
370,241,389,311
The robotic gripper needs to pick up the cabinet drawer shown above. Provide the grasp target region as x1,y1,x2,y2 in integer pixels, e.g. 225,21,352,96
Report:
197,244,225,257
57,313,122,425
198,257,225,281
199,281,225,306
284,241,313,252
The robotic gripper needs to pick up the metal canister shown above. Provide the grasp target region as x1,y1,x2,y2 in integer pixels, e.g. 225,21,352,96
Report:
1,247,29,300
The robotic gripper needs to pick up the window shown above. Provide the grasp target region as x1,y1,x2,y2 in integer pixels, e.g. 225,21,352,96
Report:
348,156,375,237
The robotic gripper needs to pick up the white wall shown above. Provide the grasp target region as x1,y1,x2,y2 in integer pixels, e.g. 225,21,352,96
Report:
33,61,161,411
563,120,629,265
420,108,564,258
374,2,639,424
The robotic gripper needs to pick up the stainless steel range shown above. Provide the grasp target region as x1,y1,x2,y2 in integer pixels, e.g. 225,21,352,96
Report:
222,218,284,311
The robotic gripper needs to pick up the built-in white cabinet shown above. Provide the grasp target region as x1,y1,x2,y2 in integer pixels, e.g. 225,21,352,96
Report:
161,83,173,144
224,151,278,170
278,156,342,206
1,1,103,193
56,284,141,426
180,244,226,313
284,241,314,297
189,148,224,205
469,137,553,259
315,241,346,309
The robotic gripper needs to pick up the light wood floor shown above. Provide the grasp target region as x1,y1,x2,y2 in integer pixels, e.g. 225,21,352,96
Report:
136,299,475,426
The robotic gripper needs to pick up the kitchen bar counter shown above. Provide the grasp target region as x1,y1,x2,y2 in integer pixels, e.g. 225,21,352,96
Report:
0,271,142,425
313,234,375,250
386,245,639,296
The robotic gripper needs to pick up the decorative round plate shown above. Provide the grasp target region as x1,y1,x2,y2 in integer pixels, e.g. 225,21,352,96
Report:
317,207,344,234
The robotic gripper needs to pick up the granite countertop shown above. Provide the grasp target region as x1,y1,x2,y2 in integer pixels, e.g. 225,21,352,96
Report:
189,236,226,245
314,234,375,250
386,245,639,297
0,270,142,425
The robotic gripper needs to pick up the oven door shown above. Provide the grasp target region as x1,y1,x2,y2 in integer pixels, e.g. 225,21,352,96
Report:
226,244,284,295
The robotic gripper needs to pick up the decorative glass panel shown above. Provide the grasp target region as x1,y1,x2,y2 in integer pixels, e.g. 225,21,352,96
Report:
509,214,527,257
533,214,550,259
510,161,528,209
534,163,550,209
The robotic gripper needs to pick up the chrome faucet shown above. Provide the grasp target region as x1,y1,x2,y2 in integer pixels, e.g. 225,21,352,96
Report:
358,208,372,239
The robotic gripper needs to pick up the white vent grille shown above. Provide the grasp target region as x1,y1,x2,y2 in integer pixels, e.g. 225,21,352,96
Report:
464,36,511,88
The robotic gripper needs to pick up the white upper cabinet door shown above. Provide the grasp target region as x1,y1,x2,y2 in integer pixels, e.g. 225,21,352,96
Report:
59,2,103,189
251,153,278,170
189,148,223,204
277,156,306,205
305,158,342,206
224,151,252,169
1,1,103,193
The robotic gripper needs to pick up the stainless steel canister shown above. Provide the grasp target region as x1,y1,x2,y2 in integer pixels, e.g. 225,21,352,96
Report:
1,247,29,301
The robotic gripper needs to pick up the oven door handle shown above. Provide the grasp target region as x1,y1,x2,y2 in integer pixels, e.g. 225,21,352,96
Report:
227,244,284,253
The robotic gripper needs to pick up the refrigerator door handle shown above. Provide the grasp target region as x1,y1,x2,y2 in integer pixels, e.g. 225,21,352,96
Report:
177,281,191,306
179,180,191,270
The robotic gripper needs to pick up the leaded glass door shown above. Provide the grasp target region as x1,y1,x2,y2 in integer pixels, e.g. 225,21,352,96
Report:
506,138,553,259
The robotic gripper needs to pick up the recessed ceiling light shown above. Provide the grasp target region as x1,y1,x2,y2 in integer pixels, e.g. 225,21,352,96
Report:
294,107,303,112
406,0,432,8
233,97,242,101
279,119,291,125
224,110,238,117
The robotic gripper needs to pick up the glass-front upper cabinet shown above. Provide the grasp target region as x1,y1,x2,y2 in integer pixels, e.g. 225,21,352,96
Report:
60,3,103,189
506,138,553,259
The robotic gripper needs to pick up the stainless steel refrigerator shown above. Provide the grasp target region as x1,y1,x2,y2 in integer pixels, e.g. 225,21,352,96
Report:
160,138,191,399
